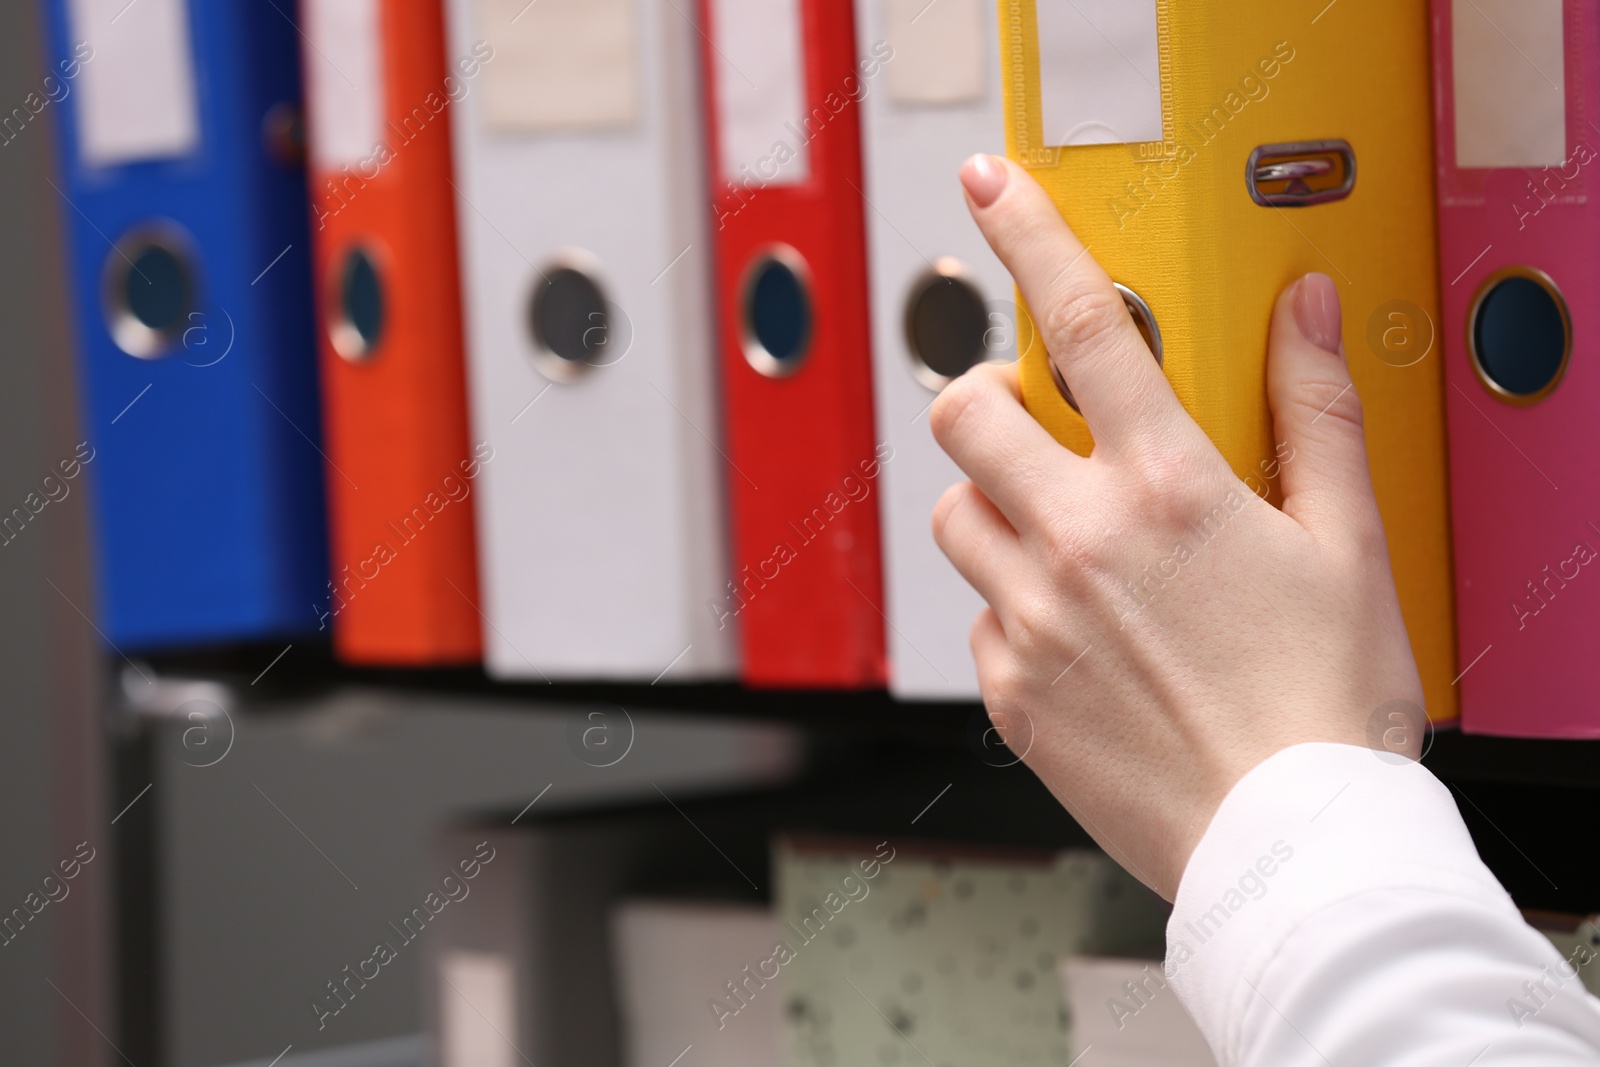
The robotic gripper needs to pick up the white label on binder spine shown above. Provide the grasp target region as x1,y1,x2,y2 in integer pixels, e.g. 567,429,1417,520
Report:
1035,0,1162,147
67,0,199,166
710,0,811,186
885,0,986,105
477,0,639,132
439,951,516,1067
305,0,385,169
1453,0,1566,168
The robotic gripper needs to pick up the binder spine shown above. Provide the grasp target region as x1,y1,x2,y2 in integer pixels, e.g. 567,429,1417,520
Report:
43,0,328,649
304,0,484,664
1434,0,1600,736
699,0,888,688
856,0,1006,699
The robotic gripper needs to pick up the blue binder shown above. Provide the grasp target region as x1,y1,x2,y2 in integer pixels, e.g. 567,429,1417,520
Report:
41,0,328,650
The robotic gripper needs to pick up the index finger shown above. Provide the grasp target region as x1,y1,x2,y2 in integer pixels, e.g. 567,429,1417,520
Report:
960,154,1193,463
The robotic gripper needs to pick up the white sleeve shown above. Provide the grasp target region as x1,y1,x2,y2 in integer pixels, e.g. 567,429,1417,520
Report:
1165,742,1600,1066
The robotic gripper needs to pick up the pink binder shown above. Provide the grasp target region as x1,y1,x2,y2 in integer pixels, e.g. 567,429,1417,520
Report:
1434,0,1600,736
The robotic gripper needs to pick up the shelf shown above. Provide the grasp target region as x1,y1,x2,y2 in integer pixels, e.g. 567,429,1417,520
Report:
141,642,1600,787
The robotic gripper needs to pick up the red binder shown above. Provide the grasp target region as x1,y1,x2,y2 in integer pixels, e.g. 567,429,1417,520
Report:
301,0,483,664
696,0,887,688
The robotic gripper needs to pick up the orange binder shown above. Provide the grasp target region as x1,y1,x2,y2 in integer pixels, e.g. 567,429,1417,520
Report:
301,0,484,664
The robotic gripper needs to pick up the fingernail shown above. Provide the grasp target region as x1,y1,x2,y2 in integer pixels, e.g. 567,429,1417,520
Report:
961,154,1008,209
1293,272,1343,355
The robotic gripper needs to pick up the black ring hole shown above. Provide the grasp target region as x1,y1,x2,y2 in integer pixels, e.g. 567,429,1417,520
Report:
335,247,385,359
744,255,812,371
907,272,989,384
1472,273,1569,400
532,267,611,366
124,242,192,339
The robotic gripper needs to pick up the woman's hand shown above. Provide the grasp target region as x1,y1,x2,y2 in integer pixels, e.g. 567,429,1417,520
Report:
932,155,1423,901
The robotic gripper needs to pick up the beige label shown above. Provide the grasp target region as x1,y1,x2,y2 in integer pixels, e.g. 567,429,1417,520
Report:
1453,0,1567,168
885,0,987,105
477,0,639,133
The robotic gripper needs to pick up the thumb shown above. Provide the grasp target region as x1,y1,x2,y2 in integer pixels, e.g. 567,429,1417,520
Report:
1266,273,1383,546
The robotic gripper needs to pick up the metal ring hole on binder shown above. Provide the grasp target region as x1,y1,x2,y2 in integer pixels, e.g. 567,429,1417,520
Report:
330,246,386,362
1247,140,1356,207
1468,266,1572,405
740,245,814,378
102,225,198,360
905,258,990,390
528,258,612,383
1049,283,1163,413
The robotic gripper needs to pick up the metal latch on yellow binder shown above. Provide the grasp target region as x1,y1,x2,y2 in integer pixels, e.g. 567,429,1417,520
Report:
1247,140,1356,206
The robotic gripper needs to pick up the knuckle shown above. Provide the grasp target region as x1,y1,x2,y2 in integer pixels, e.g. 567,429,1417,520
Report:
973,632,1024,698
1038,516,1098,586
966,360,1015,399
1137,449,1217,523
1008,609,1052,662
970,627,1019,702
986,670,1026,715
968,359,1009,386
980,568,1057,660
1042,285,1130,365
969,610,999,656
929,370,986,448
1292,376,1366,436
1338,498,1391,561
931,481,974,544
1317,533,1373,593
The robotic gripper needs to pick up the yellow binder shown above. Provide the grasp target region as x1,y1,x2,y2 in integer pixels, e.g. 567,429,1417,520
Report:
999,0,1457,721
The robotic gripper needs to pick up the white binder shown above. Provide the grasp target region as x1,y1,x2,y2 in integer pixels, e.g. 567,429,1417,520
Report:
445,0,733,680
856,0,1008,699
